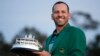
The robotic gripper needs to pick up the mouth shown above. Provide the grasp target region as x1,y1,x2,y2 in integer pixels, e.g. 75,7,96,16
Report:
58,18,63,21
56,17,64,23
57,17,65,20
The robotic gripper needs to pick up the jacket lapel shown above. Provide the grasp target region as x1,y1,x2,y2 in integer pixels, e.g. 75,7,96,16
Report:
51,24,71,54
51,30,66,54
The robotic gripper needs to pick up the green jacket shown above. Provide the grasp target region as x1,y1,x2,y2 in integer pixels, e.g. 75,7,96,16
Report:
44,24,86,56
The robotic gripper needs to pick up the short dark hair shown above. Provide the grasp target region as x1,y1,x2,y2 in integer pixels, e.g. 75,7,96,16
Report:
52,1,69,13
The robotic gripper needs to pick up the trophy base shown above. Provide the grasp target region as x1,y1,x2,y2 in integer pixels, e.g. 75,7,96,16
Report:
10,47,42,56
11,47,39,53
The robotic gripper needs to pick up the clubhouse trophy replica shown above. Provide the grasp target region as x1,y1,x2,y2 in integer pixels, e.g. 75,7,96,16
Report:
10,34,43,55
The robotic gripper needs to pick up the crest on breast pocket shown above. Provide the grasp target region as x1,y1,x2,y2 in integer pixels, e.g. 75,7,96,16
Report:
59,48,65,54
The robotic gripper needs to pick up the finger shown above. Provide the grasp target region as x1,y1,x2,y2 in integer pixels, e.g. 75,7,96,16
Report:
33,52,42,54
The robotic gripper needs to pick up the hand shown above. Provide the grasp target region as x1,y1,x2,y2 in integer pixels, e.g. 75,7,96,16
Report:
33,50,51,56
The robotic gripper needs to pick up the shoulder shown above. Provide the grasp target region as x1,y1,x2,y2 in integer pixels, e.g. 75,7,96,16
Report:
70,26,84,34
69,26,86,43
69,26,86,38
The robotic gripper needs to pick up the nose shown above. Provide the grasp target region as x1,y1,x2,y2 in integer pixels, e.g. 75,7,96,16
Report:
58,12,63,18
58,12,62,17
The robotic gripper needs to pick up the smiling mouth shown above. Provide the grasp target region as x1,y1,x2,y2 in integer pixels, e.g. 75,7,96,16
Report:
58,17,65,20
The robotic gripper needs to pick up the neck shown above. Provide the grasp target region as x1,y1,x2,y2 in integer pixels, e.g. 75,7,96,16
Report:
56,23,67,33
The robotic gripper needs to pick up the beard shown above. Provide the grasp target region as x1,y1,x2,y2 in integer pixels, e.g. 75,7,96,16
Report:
55,19,65,26
54,16,68,27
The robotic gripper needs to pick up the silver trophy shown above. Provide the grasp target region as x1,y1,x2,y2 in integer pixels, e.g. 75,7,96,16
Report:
10,34,43,55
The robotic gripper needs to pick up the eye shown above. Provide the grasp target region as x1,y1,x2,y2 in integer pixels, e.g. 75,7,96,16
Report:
54,11,59,14
62,11,66,13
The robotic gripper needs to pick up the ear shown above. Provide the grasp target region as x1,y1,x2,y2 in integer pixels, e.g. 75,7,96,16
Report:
51,13,53,20
68,13,71,19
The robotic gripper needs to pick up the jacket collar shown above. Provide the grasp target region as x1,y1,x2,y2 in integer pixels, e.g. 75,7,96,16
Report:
53,23,71,35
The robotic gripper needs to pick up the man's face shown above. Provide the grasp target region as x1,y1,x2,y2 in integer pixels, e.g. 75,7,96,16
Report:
52,3,70,26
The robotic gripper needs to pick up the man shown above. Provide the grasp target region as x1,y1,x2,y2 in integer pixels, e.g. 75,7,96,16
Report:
34,1,86,56
19,1,86,56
